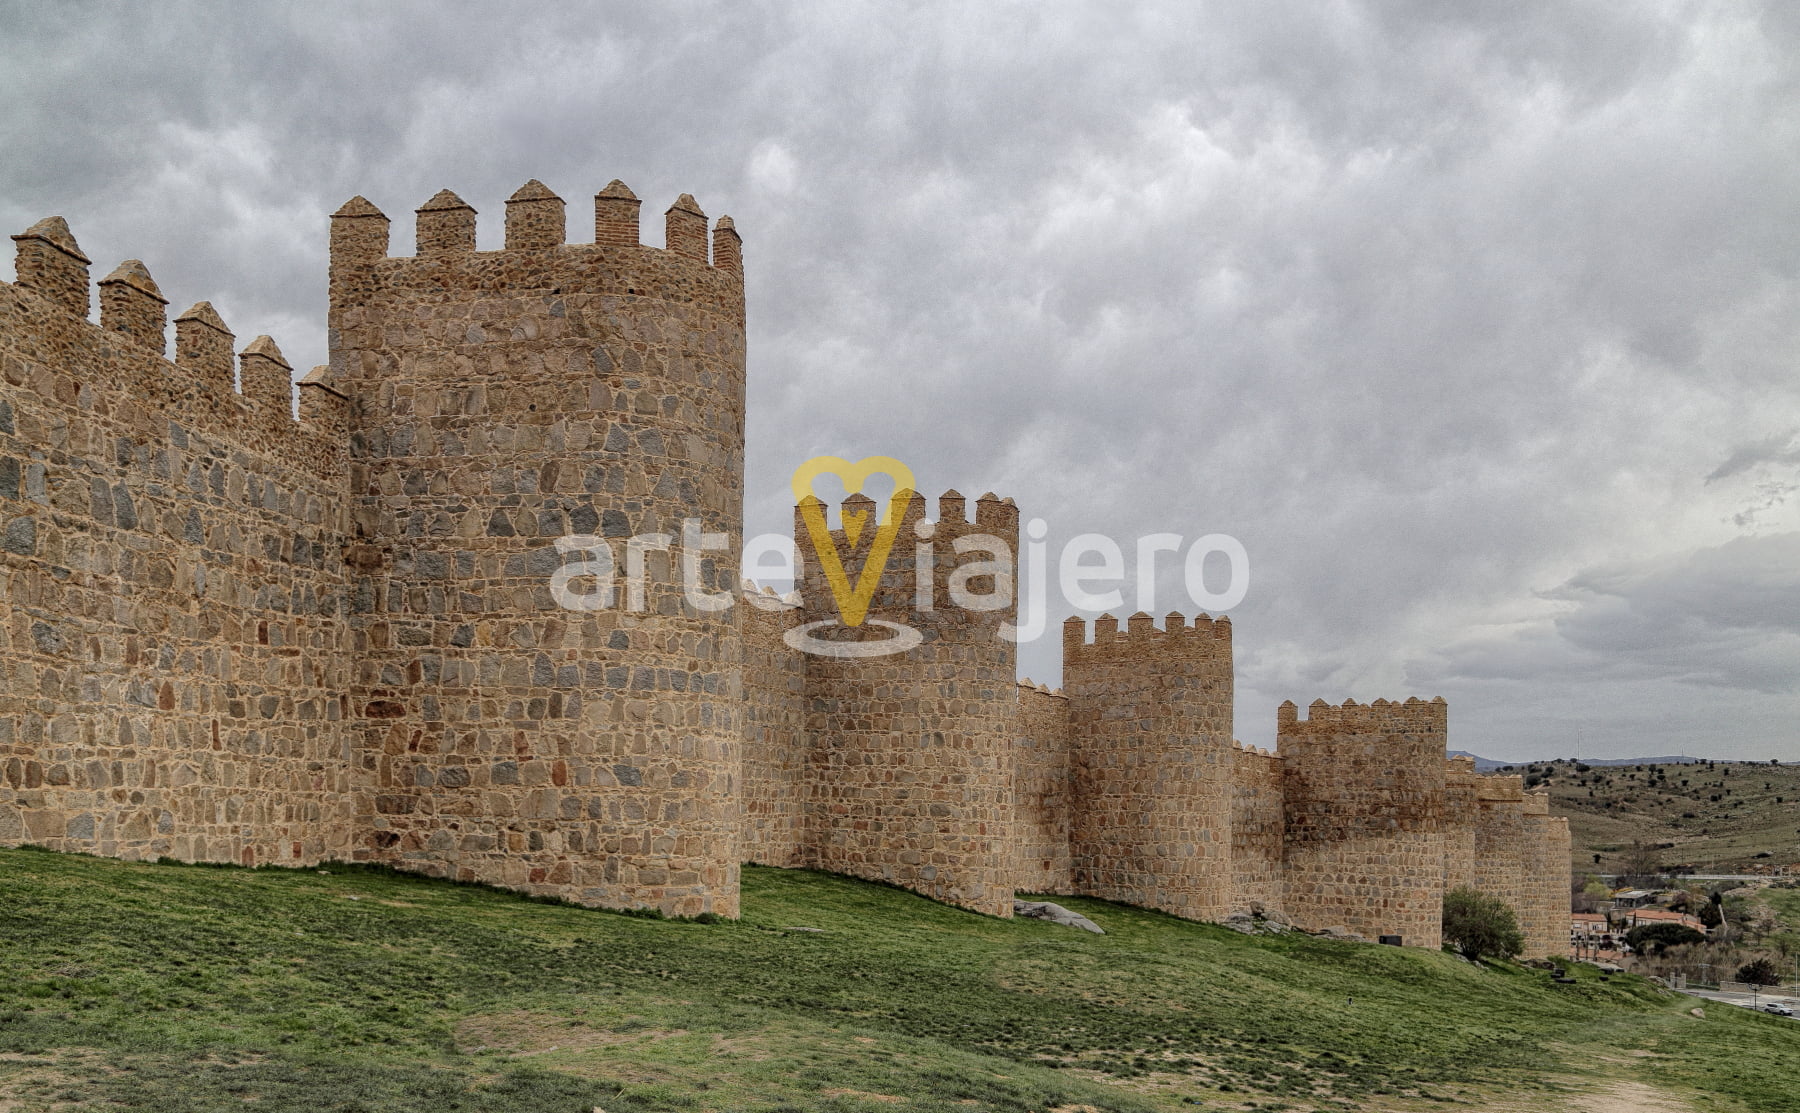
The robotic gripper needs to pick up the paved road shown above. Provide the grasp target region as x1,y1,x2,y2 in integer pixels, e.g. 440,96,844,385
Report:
1678,986,1799,1015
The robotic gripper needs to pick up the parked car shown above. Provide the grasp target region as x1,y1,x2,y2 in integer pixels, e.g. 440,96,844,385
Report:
1761,1002,1794,1017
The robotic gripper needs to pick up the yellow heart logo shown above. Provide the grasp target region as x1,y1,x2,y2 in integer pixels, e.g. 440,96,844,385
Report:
790,455,917,627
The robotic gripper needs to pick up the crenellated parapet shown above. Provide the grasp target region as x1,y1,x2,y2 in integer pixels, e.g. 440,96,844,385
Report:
3,216,338,463
1277,695,1448,735
1063,609,1232,663
325,179,743,362
792,488,1020,628
1476,772,1525,802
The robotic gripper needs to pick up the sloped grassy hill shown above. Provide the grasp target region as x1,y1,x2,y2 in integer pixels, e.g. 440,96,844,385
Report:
0,848,1795,1112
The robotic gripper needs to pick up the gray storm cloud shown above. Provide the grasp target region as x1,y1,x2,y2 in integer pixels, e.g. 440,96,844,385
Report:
4,0,1799,759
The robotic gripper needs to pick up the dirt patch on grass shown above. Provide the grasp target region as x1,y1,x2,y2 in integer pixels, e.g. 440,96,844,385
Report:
455,1010,687,1056
709,1033,777,1061
0,1049,115,1109
1438,1079,1695,1113
1573,1080,1695,1112
823,1088,905,1103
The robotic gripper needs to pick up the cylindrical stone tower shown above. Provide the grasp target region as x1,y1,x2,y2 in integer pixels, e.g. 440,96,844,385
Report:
1472,774,1528,936
1064,611,1236,922
796,489,1021,916
1519,794,1571,959
329,180,746,917
1443,753,1480,893
1279,697,1448,946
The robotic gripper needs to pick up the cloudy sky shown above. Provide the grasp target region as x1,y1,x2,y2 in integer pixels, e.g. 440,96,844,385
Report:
5,1,1799,760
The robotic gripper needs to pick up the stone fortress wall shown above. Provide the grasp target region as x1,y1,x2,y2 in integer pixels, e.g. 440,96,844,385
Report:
329,181,747,918
0,182,1569,954
0,216,356,871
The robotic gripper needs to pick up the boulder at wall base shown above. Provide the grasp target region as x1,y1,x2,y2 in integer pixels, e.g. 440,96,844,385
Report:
1314,926,1366,942
1223,911,1296,936
1014,900,1104,935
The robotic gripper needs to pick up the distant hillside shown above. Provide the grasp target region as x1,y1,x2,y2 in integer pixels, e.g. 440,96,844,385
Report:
1490,757,1800,876
1448,751,1706,773
1566,755,1707,768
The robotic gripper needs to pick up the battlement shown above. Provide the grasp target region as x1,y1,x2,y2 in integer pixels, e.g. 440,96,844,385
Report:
324,182,746,403
327,179,743,279
1476,774,1525,802
1061,611,1232,662
1018,677,1066,698
5,215,339,450
1233,740,1284,781
740,578,802,611
795,489,1020,553
1276,695,1447,735
790,488,1020,631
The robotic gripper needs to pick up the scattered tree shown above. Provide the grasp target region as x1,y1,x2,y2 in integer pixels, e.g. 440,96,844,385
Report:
1442,886,1524,963
1626,922,1706,955
1574,876,1613,912
1698,899,1723,930
1768,933,1800,963
1617,841,1665,888
1736,957,1782,987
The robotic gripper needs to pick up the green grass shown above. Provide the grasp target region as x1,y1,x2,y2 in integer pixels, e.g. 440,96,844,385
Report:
1,848,1796,1111
1761,887,1800,933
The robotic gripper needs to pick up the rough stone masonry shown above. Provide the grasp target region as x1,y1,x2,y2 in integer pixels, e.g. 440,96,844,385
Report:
0,179,1569,954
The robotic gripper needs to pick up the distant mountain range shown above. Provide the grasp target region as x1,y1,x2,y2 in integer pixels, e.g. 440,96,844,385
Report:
1446,750,1707,773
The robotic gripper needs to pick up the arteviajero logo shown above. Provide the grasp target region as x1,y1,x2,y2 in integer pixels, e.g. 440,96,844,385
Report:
784,455,927,658
790,454,915,628
546,451,1251,659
